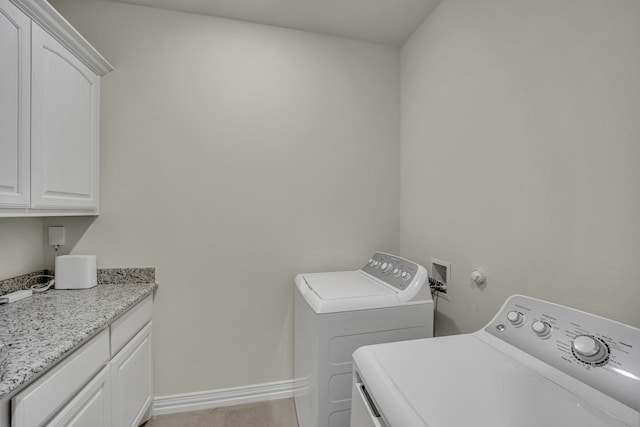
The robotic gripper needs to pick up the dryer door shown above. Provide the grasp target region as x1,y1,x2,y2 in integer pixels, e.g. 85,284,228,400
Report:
351,373,387,427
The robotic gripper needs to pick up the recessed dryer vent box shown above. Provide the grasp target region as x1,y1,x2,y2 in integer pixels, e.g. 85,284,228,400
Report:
430,258,451,301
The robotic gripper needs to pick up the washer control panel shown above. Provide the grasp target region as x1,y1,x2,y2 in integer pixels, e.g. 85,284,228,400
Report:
361,252,422,291
485,295,640,412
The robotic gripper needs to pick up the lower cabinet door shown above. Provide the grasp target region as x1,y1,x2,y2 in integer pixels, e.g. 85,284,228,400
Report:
111,322,153,427
46,366,111,427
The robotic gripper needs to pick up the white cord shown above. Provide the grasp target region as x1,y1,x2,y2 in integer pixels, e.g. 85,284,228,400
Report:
24,275,55,293
31,280,55,293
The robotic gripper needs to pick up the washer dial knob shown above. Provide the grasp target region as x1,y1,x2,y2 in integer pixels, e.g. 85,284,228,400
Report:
506,311,524,326
571,335,609,366
531,320,551,338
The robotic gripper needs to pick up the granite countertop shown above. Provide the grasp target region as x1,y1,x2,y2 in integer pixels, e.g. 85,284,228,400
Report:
0,282,157,401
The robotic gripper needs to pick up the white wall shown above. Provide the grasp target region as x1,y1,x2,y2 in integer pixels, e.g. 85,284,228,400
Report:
0,218,44,279
401,0,640,335
48,0,401,396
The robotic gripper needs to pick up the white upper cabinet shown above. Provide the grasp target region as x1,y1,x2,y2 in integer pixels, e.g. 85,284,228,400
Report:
0,0,112,217
31,24,100,210
0,0,30,208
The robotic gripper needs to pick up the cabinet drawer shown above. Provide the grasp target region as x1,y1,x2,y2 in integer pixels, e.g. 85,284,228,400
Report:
110,295,152,356
12,329,109,427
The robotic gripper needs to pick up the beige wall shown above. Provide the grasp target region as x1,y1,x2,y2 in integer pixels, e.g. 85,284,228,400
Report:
0,218,44,279
400,0,640,335
48,0,401,396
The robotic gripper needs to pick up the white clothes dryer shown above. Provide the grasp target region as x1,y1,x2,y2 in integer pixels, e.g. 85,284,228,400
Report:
351,295,640,427
294,252,433,427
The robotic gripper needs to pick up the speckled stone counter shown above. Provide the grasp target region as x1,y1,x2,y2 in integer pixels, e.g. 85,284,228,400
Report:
0,282,157,401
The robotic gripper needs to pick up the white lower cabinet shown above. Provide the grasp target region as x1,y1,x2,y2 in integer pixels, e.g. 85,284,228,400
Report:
11,296,153,427
12,331,110,427
47,366,111,427
110,323,153,427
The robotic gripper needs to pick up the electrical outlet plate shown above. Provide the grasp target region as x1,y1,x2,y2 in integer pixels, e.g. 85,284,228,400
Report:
430,258,451,301
48,226,65,246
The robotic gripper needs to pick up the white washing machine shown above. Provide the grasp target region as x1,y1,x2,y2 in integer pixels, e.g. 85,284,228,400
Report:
294,252,433,427
351,294,640,427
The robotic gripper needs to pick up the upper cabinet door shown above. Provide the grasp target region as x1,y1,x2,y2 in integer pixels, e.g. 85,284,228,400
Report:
0,0,30,207
31,23,99,210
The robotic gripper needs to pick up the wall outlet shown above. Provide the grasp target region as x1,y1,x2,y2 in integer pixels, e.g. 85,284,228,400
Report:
430,258,451,301
48,226,65,247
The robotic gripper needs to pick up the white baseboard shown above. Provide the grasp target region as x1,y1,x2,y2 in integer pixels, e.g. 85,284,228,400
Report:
152,379,295,416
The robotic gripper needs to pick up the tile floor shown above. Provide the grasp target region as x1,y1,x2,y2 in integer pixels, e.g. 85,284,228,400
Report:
142,398,299,427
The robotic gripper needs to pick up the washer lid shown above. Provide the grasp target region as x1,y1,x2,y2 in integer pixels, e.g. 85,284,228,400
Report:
295,271,413,314
303,271,393,300
354,335,634,427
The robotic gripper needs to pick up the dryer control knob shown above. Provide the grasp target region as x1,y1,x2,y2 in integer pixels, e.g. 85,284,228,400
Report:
393,268,401,277
573,335,600,356
571,335,609,365
506,311,524,326
532,321,551,338
368,259,375,265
